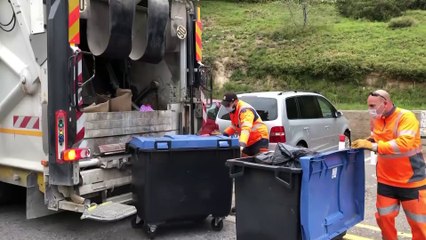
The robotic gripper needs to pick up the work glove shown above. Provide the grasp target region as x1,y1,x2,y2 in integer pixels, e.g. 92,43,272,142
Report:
210,130,221,136
351,139,375,151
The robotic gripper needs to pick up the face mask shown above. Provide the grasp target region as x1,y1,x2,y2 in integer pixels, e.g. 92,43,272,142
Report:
225,103,235,113
368,109,379,118
369,103,384,119
225,106,235,113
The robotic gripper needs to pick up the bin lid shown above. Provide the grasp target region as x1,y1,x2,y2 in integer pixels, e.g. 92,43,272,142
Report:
299,149,365,240
128,134,240,150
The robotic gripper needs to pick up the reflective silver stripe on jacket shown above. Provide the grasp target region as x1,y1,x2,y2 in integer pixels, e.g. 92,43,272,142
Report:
251,121,266,131
393,111,404,136
377,204,400,216
388,139,400,153
379,147,423,159
398,130,417,137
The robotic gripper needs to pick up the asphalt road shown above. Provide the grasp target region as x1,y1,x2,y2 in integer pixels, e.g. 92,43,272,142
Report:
0,152,414,240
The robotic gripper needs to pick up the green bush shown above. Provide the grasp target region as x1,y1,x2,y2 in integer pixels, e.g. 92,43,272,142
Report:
388,16,417,29
408,0,426,9
336,0,414,21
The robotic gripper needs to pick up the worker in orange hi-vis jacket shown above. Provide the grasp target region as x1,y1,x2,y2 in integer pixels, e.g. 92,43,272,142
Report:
351,89,426,240
221,92,269,157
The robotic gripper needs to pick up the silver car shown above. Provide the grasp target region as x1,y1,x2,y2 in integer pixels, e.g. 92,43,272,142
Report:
215,91,351,152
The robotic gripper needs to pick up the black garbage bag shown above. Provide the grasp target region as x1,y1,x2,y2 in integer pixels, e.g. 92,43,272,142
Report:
255,143,318,168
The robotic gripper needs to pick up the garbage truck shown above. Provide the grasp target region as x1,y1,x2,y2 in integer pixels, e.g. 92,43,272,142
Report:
0,0,210,220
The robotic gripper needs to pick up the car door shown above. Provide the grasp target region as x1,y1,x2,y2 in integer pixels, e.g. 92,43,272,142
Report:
296,95,328,151
316,96,342,151
284,96,309,147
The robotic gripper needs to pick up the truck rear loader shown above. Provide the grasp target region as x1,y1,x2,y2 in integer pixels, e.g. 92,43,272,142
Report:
0,0,210,221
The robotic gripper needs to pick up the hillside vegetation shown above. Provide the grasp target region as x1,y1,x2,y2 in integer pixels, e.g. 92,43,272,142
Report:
202,1,426,109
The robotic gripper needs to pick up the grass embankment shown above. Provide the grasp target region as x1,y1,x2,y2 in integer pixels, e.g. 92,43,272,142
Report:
202,1,426,109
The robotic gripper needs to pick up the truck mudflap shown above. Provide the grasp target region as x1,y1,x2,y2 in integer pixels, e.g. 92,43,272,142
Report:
81,201,136,221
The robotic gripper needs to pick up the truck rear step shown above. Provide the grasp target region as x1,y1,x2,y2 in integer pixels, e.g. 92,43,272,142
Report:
81,201,136,221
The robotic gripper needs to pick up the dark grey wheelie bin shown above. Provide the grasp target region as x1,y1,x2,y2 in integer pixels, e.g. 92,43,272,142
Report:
127,134,240,239
227,149,365,240
227,157,303,240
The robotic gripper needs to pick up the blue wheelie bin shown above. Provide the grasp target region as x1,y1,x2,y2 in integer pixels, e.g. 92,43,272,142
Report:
227,149,365,240
127,134,240,238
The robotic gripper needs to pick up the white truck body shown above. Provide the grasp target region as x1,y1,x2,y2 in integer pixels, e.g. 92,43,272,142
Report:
0,0,208,220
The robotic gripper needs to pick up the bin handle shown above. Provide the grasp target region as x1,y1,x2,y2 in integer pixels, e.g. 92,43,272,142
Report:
155,141,170,150
274,169,293,189
217,140,231,148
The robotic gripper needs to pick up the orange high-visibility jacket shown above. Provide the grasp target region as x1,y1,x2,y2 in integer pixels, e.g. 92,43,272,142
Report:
371,107,426,188
224,100,269,147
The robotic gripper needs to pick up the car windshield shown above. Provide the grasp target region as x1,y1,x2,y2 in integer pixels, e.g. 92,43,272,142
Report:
217,96,278,121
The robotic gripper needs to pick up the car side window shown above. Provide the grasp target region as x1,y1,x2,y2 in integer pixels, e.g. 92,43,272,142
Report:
285,97,298,119
217,106,230,120
206,103,219,120
298,96,322,119
317,97,335,118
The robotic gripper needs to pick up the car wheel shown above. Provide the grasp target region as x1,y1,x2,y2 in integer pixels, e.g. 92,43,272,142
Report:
296,142,307,148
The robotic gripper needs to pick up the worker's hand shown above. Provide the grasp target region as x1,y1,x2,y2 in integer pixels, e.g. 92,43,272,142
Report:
351,139,373,151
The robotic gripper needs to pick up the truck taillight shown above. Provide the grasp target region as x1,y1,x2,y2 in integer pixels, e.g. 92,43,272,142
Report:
270,126,286,143
62,148,91,162
55,110,68,163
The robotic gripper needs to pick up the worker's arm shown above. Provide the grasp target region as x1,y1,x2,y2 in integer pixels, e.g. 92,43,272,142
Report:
238,109,255,147
377,112,419,154
223,124,236,137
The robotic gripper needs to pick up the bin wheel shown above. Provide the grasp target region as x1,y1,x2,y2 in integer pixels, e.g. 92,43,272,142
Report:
211,218,223,231
144,224,157,239
130,215,144,229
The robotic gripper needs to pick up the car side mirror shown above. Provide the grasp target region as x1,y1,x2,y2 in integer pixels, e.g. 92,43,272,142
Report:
334,111,343,118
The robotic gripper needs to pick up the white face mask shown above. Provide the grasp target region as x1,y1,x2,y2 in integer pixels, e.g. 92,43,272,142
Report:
369,103,384,119
368,109,379,118
225,106,235,113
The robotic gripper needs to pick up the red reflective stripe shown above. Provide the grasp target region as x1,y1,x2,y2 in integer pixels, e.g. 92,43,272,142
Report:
68,6,79,28
69,33,80,45
19,116,31,128
33,118,40,130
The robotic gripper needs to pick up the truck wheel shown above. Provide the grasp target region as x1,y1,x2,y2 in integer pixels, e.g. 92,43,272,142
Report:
211,218,223,231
